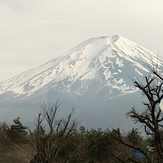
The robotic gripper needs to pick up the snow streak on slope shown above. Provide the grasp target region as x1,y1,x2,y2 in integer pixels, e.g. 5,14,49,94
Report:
0,35,162,101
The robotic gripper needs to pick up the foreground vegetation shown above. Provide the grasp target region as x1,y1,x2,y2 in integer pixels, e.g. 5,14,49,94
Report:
0,101,158,163
0,115,150,163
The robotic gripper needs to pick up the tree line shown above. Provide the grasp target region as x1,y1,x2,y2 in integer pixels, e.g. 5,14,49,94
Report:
0,113,147,163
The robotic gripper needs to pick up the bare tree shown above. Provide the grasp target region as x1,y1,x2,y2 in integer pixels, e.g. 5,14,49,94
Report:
30,101,80,163
113,65,163,162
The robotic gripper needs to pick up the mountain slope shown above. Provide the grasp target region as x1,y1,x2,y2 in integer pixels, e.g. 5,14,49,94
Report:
0,35,162,129
0,35,160,100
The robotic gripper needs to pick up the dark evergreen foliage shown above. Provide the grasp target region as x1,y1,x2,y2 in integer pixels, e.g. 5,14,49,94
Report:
6,117,27,143
127,128,143,146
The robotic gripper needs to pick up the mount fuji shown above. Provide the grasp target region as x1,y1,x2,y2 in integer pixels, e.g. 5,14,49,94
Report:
0,35,162,130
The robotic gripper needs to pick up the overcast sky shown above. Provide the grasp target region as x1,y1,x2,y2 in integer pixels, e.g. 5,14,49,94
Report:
0,0,163,82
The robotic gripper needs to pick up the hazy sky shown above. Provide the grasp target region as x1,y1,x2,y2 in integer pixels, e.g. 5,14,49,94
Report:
0,0,163,82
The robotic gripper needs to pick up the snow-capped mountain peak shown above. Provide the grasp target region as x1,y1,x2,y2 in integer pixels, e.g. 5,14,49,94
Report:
0,35,162,101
